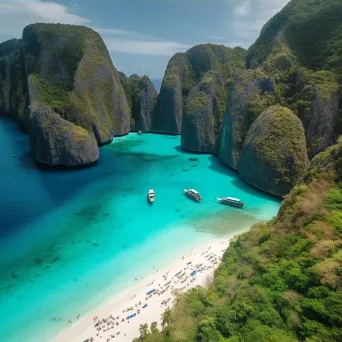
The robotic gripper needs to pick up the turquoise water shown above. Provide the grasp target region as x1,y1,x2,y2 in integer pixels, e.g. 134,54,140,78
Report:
0,119,280,342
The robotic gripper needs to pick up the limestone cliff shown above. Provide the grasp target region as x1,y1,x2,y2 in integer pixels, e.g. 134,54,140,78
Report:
219,70,276,170
23,24,130,146
287,70,341,158
153,45,247,135
238,105,309,197
119,73,157,132
28,104,99,167
0,23,131,167
181,71,223,153
247,0,342,158
0,39,28,125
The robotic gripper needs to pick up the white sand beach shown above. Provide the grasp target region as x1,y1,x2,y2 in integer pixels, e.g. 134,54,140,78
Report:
51,237,233,342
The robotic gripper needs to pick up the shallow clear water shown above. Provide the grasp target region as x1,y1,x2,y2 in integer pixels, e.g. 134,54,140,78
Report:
0,119,280,341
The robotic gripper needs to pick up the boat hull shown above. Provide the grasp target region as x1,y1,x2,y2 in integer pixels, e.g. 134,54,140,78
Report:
184,190,201,202
216,198,244,208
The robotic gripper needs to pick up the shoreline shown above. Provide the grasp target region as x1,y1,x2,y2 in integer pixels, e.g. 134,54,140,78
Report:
51,236,235,342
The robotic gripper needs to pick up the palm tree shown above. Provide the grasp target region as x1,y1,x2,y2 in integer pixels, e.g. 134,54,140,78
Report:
161,308,171,330
139,323,149,338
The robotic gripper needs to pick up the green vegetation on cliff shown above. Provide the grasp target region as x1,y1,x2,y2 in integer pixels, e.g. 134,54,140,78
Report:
248,0,342,75
0,23,131,167
0,39,27,123
218,69,277,170
119,73,157,131
246,0,342,158
136,138,342,342
153,44,247,136
23,23,130,144
238,105,309,197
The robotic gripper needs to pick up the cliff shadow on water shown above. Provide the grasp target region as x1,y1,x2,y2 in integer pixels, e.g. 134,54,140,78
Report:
173,143,281,201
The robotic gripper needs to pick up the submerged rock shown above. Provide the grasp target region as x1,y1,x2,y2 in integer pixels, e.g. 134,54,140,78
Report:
238,105,309,197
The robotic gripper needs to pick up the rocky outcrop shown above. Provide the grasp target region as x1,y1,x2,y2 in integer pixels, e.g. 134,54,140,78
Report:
23,24,130,146
0,23,131,167
219,70,276,170
119,73,157,132
306,85,341,157
0,39,28,125
153,45,247,135
28,104,99,167
285,69,341,158
246,0,342,162
238,105,309,197
152,53,188,134
181,71,222,153
27,74,99,167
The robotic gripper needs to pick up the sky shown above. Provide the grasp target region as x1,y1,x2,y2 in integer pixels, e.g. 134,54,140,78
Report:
0,0,290,79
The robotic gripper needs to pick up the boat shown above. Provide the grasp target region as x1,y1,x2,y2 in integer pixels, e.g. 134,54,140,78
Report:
147,189,155,204
184,189,202,202
138,131,142,135
216,197,244,208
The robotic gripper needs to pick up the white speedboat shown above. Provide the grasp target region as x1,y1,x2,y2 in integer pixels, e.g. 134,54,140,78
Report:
184,189,202,202
216,197,244,208
147,189,155,204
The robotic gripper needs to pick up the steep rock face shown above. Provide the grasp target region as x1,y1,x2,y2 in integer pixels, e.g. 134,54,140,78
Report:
0,24,132,167
28,105,99,167
132,76,157,132
119,73,157,132
238,105,309,197
27,75,99,166
0,39,28,125
152,53,188,134
285,69,341,158
247,0,342,159
219,70,276,170
181,71,221,153
247,0,342,73
23,23,130,146
307,86,340,157
153,45,247,135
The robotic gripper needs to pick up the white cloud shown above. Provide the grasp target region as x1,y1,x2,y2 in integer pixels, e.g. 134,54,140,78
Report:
0,0,89,39
234,0,251,16
93,27,132,36
223,41,250,49
104,38,190,56
0,1,189,58
229,0,290,42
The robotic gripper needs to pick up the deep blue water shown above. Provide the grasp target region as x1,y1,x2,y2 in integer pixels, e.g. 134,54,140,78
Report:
0,118,280,341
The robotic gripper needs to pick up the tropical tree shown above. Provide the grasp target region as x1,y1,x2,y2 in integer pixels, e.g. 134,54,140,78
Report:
161,308,172,330
139,323,149,339
150,321,159,334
